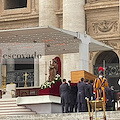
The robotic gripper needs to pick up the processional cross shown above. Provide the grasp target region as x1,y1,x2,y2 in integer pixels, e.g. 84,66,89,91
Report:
24,72,29,87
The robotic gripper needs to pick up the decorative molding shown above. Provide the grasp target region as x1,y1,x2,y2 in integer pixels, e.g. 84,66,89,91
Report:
89,52,93,60
92,20,118,33
84,1,119,10
87,0,118,4
0,18,39,30
102,41,118,49
118,50,120,55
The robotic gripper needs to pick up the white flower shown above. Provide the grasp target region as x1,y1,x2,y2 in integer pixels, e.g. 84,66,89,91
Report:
40,74,61,89
56,74,60,78
52,81,55,84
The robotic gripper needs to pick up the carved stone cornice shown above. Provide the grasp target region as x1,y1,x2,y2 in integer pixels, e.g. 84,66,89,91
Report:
92,20,118,33
84,1,119,10
101,41,118,49
91,34,120,41
0,14,39,22
55,9,63,15
87,0,118,4
55,9,63,18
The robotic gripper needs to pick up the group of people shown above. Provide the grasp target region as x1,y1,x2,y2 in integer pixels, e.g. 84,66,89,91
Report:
59,67,117,113
59,78,94,113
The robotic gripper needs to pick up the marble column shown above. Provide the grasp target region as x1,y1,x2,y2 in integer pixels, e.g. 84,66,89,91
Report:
63,0,85,33
39,0,59,27
62,0,86,80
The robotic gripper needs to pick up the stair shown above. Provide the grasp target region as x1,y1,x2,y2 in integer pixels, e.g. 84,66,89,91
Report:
0,98,36,115
0,112,120,120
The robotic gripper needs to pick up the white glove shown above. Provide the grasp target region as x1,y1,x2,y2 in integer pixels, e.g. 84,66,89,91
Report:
91,96,93,100
112,100,114,102
85,97,88,100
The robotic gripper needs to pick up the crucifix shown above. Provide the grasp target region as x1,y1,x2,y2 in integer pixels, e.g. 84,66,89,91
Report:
24,72,29,87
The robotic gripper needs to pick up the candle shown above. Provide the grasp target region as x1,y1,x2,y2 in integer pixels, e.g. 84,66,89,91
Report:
2,65,6,77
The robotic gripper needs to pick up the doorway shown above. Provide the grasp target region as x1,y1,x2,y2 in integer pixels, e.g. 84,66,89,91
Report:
93,51,119,91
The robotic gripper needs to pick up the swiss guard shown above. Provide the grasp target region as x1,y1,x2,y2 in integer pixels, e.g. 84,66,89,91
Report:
93,67,108,104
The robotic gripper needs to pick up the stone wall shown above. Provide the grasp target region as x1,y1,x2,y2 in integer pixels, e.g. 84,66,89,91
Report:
85,0,119,41
85,0,120,73
0,0,39,30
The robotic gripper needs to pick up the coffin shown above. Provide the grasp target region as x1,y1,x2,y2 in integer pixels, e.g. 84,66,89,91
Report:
71,70,97,83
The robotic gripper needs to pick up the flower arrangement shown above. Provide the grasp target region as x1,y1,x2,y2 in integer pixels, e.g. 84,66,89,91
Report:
40,74,61,89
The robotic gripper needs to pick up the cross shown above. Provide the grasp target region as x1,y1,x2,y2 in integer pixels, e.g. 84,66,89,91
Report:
24,72,29,87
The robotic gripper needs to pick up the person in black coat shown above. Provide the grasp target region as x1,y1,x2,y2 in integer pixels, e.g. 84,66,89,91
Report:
77,78,86,112
84,79,91,112
67,80,71,112
90,80,94,101
111,86,117,111
105,87,113,111
60,79,69,113
68,80,78,112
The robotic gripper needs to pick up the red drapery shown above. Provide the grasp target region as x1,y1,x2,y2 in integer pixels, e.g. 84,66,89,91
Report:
55,57,61,76
39,81,62,97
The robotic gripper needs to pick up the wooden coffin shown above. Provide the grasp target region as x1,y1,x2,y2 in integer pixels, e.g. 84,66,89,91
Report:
71,70,97,83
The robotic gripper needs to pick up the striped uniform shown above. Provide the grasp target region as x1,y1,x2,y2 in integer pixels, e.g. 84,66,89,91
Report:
93,76,108,104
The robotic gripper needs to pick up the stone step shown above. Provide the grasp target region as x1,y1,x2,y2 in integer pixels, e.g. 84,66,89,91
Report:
0,104,18,107
0,106,26,110
0,102,16,105
0,98,36,115
0,98,17,102
0,100,16,103
0,111,36,115
0,108,32,113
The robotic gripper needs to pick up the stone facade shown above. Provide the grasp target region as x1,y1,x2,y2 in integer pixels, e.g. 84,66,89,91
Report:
0,0,120,87
0,0,39,30
85,0,120,76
